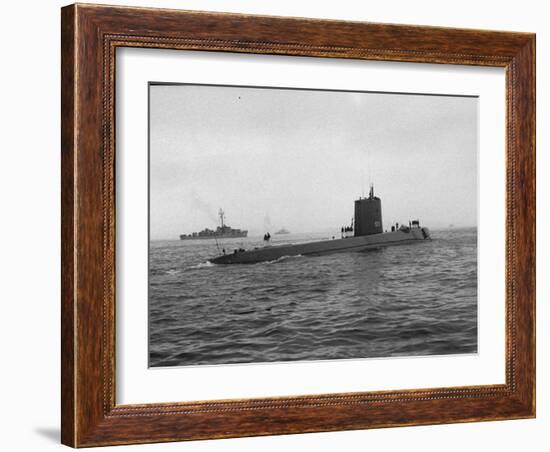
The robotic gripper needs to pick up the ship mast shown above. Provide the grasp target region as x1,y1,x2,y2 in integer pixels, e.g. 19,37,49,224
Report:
218,208,225,228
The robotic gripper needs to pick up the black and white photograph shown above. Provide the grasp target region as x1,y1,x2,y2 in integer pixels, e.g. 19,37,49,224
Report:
148,83,478,367
2,0,542,450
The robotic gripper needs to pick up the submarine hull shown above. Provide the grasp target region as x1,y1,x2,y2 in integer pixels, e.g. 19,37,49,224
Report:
209,227,430,264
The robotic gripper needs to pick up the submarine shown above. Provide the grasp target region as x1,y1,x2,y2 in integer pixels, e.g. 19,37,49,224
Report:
209,186,430,265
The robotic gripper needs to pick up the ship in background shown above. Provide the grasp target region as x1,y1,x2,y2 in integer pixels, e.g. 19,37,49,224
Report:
209,185,430,264
275,228,290,235
179,209,248,240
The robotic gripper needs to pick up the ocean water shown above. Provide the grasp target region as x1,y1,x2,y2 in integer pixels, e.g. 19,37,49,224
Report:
149,228,477,367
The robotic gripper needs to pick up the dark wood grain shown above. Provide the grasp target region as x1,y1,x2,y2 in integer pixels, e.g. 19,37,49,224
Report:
61,3,535,447
60,5,76,446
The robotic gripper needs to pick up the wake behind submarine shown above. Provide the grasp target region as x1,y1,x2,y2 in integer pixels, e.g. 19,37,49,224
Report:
209,186,430,265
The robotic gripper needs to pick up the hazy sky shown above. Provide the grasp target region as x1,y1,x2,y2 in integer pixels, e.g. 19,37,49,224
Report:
149,84,477,240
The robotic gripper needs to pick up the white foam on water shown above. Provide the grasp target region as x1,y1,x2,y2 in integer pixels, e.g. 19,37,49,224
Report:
187,261,216,270
165,269,181,275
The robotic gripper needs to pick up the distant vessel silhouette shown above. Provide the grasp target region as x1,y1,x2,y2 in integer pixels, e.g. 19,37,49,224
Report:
210,186,429,264
180,209,248,240
275,228,290,235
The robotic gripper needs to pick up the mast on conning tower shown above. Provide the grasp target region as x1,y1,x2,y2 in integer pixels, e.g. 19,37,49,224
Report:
218,208,225,228
369,183,375,199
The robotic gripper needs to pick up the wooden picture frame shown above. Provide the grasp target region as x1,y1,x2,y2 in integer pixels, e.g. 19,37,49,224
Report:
61,3,535,447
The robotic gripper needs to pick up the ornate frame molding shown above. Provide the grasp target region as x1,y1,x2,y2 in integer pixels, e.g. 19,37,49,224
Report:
61,4,535,447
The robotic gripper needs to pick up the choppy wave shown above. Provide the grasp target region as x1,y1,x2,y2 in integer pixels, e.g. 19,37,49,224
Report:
148,228,477,367
186,261,216,270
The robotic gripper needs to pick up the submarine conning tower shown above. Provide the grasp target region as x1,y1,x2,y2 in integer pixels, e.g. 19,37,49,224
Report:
354,184,383,237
